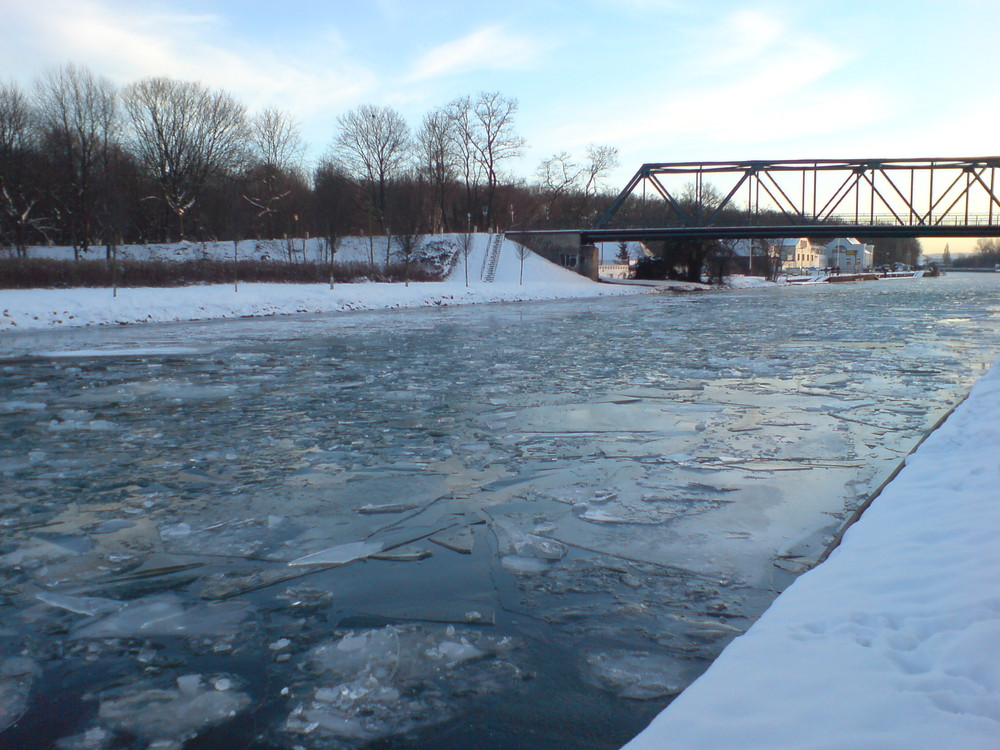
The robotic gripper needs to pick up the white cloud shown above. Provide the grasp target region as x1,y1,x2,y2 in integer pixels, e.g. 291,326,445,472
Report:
405,25,547,83
519,7,893,182
546,6,894,160
0,0,376,142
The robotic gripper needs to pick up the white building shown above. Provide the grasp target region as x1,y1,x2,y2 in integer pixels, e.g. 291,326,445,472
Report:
825,238,874,272
777,238,827,270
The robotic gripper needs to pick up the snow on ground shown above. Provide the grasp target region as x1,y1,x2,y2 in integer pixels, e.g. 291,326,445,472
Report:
0,234,645,332
623,356,1000,750
725,274,776,289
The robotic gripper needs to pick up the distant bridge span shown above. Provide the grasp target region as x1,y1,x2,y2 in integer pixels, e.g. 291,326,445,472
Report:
511,158,1000,278
589,157,1000,240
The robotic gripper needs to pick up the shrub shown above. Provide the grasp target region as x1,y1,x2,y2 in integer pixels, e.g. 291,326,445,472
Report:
0,258,443,289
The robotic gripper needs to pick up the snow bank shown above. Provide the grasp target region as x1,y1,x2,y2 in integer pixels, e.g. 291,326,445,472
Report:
725,274,777,289
624,358,1000,749
0,234,645,332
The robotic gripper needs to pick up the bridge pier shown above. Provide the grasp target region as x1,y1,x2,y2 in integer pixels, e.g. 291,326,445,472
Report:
506,231,600,280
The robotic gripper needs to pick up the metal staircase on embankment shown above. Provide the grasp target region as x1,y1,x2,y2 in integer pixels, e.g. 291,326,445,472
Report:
481,233,503,282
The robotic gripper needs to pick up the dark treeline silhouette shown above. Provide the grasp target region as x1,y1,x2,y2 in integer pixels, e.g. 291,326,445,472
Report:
954,239,1000,268
0,65,622,259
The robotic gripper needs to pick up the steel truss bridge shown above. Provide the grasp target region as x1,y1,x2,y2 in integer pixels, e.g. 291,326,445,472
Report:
583,157,1000,243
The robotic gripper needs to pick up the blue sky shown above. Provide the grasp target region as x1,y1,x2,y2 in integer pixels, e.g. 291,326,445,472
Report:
2,0,998,215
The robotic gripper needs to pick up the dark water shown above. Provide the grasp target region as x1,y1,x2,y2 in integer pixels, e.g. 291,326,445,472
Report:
1,274,1000,749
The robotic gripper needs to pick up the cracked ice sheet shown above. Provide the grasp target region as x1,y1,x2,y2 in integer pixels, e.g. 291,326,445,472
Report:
475,383,894,583
623,354,1000,750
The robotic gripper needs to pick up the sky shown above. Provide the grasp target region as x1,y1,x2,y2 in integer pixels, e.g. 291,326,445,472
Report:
3,0,999,255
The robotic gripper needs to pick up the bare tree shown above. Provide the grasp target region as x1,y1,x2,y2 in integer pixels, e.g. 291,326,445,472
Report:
0,82,50,257
515,239,532,285
471,92,525,229
124,77,248,240
459,229,474,287
395,228,424,287
446,96,483,227
0,84,33,159
536,151,581,222
313,159,358,279
333,104,410,234
34,64,119,259
582,144,620,198
244,107,305,238
415,107,456,234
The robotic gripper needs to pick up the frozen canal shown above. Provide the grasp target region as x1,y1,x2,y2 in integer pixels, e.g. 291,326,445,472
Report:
2,274,1000,749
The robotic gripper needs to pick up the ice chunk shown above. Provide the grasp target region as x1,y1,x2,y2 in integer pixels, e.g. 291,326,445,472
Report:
492,519,568,561
91,519,136,535
47,409,115,431
159,522,192,539
98,676,250,747
74,595,250,638
292,624,515,742
288,540,384,566
285,698,368,739
579,508,658,525
583,651,686,699
500,555,551,575
1,539,86,565
0,657,38,731
54,726,111,749
314,628,401,679
371,545,432,562
429,526,474,554
425,639,487,666
0,400,46,413
276,586,334,609
35,591,123,617
358,502,420,515
176,674,202,695
517,534,567,561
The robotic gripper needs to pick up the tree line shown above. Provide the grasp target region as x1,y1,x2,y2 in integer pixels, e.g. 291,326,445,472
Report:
0,64,624,260
951,239,1000,268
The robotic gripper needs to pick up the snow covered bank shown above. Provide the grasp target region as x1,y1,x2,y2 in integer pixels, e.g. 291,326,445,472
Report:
624,357,1000,749
0,280,641,332
0,234,645,332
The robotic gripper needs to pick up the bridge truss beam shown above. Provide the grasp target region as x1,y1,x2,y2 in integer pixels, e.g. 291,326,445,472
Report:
594,157,1000,237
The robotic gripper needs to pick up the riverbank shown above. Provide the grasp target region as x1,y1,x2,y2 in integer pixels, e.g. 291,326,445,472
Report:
0,236,652,332
0,279,648,332
623,354,1000,749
